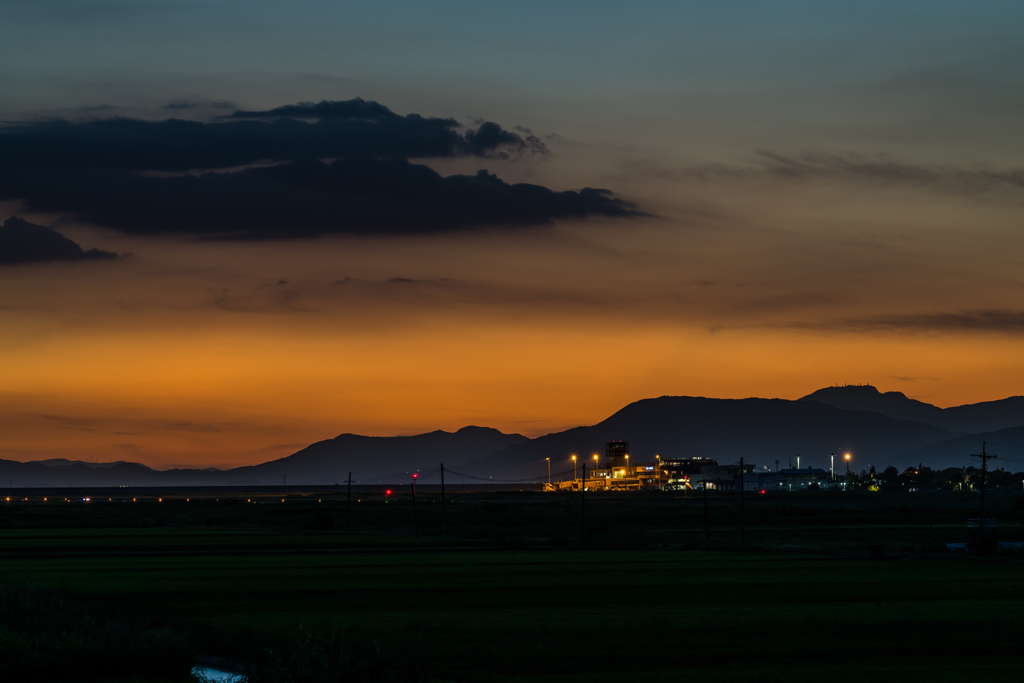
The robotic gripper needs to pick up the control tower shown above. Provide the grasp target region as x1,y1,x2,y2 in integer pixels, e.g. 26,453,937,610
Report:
606,441,629,469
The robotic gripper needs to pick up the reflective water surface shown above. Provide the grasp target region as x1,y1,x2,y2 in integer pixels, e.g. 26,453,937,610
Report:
191,665,245,683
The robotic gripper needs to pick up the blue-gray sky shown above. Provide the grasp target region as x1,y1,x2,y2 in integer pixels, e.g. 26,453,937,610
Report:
2,1,1024,467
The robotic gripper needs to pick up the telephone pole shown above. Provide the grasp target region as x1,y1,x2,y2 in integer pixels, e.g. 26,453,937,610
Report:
345,472,353,533
440,463,447,537
703,479,710,550
410,476,418,538
580,461,586,541
970,441,997,547
739,457,745,548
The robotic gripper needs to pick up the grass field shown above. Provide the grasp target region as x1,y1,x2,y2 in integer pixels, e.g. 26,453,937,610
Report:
1,491,1022,681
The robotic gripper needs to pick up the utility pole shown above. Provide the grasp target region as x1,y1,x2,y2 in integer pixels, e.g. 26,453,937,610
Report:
345,472,353,533
410,476,418,538
546,458,550,486
970,441,997,547
580,461,586,541
929,505,934,547
703,480,710,550
440,463,447,537
739,457,745,548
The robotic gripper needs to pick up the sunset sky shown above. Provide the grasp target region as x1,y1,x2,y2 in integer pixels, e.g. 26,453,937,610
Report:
2,2,1024,468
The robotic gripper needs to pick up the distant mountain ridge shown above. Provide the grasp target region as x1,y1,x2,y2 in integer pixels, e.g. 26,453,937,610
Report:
0,426,527,488
226,425,529,484
31,459,159,470
458,396,955,480
4,386,1024,487
799,385,1024,434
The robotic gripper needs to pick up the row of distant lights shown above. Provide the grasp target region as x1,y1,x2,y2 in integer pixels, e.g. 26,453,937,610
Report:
4,497,342,503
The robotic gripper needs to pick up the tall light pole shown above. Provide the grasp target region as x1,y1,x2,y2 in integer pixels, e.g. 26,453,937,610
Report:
572,455,577,483
845,453,851,475
830,453,835,481
593,454,599,475
545,457,550,485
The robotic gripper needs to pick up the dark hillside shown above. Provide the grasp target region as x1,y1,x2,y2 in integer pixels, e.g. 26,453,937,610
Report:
460,396,953,480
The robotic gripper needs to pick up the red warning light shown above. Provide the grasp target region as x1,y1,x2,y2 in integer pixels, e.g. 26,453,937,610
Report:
411,473,418,479
385,489,392,496
760,490,766,494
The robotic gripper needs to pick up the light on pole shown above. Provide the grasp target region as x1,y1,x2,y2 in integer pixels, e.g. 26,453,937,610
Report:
830,453,835,481
572,455,577,482
545,457,550,485
845,453,851,475
593,454,599,475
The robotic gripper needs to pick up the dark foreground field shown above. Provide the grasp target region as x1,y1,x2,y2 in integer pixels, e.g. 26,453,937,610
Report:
1,489,1022,682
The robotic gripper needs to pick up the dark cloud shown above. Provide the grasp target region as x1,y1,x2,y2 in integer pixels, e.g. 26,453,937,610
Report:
0,217,117,265
162,100,235,111
0,98,545,172
226,98,420,123
0,98,634,237
0,158,636,238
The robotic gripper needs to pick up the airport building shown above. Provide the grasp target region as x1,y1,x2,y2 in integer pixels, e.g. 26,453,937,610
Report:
545,442,838,492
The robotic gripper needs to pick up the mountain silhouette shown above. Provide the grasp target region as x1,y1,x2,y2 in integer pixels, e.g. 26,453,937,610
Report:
5,388,1024,487
0,425,527,488
890,424,1024,471
800,385,1024,434
226,425,528,484
458,396,954,480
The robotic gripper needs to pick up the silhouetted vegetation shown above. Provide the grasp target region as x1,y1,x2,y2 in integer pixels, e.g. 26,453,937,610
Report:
240,631,429,683
0,583,193,682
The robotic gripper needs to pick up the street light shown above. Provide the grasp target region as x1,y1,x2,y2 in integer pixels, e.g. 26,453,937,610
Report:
593,454,599,474
830,453,835,481
572,455,577,482
545,457,550,485
845,453,851,475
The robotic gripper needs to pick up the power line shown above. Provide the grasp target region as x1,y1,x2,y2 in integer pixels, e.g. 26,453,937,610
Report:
970,441,997,549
